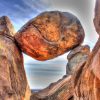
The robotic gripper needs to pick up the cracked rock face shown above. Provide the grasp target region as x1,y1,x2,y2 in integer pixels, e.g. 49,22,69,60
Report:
15,11,85,61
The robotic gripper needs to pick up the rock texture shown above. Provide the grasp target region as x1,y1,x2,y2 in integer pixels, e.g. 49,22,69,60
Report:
0,16,15,36
66,45,90,75
30,33,100,100
94,0,100,35
31,75,73,100
73,0,100,99
0,0,100,99
30,45,90,100
15,11,85,61
73,37,100,100
30,0,100,99
0,16,31,100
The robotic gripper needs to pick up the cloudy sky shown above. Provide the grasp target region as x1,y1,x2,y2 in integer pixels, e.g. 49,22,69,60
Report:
0,0,98,89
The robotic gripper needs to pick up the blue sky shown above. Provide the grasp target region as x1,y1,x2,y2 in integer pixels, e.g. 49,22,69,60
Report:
0,0,49,30
0,0,98,89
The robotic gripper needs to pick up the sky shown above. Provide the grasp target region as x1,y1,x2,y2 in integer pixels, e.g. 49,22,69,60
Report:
0,0,98,89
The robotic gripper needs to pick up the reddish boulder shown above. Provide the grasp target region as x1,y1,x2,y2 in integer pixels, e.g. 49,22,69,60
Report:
15,11,85,61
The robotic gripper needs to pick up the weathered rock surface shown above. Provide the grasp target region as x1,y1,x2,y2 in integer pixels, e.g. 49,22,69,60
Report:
30,1,100,98
94,0,100,35
31,75,74,100
43,1,100,99
30,45,90,100
15,11,85,61
33,34,100,100
1,0,100,99
0,16,31,100
0,16,15,36
73,0,100,99
66,45,90,75
73,37,100,100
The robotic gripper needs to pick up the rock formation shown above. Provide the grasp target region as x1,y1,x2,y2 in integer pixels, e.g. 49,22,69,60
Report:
66,45,90,75
31,75,73,100
72,0,100,99
31,0,100,99
73,38,100,100
94,0,100,35
30,45,90,100
0,0,100,99
0,16,31,100
15,11,84,61
0,12,85,100
0,16,15,36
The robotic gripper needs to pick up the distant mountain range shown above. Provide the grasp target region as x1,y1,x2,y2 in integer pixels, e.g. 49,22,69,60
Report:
31,89,41,92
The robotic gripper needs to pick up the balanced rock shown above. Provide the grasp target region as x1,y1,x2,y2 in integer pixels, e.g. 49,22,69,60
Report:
15,11,85,61
66,45,90,75
0,16,31,100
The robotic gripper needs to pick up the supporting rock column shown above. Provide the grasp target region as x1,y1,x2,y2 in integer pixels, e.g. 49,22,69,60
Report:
0,16,31,100
66,45,90,75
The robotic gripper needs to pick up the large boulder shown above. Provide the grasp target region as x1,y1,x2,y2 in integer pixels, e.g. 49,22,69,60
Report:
15,11,85,61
